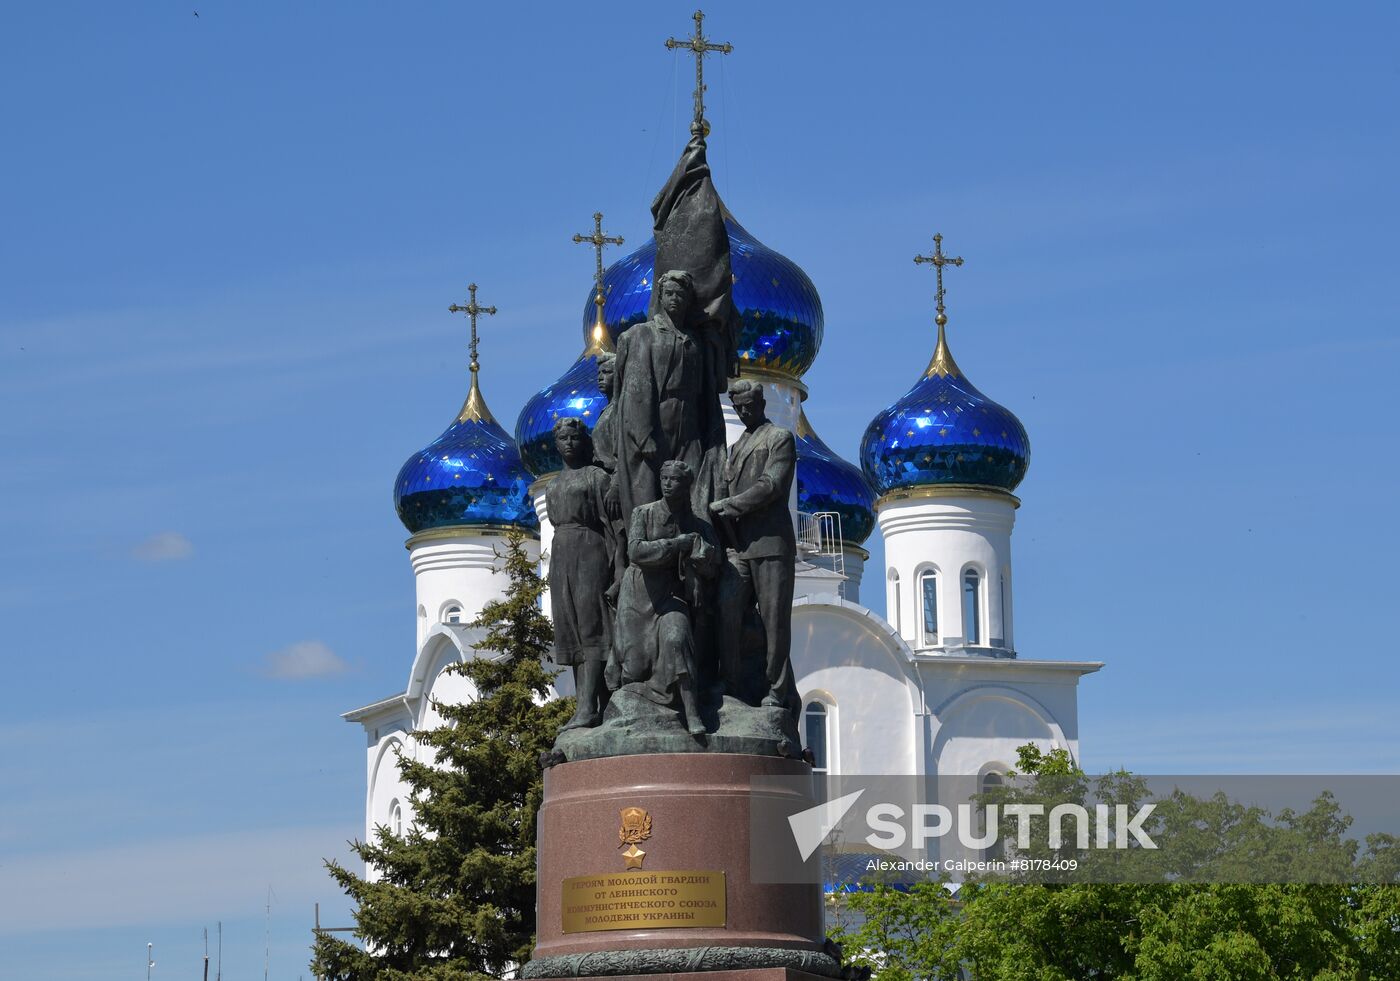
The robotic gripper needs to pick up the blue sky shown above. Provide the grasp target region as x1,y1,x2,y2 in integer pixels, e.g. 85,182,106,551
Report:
2,1,1398,977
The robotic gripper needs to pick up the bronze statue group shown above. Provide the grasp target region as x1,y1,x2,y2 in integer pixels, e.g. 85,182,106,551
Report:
546,269,799,740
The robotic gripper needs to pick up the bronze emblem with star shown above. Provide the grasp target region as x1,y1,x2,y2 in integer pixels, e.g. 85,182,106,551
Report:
618,806,653,869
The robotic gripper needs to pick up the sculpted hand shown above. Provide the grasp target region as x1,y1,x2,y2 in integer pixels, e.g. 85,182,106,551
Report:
604,481,621,520
710,498,740,519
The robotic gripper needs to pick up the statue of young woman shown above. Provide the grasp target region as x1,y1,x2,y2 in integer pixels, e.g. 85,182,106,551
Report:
546,417,616,729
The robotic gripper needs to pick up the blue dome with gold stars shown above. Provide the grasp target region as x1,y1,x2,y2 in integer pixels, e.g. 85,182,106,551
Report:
514,310,612,478
796,409,876,546
394,372,539,535
587,210,823,381
860,325,1030,497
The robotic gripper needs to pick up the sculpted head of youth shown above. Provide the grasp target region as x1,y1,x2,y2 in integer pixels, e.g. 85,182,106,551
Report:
657,270,695,322
729,378,768,431
595,351,616,399
553,416,593,469
659,459,694,509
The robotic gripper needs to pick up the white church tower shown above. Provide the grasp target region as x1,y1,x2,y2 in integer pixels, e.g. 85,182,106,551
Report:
868,236,1022,656
786,232,1101,784
344,286,539,844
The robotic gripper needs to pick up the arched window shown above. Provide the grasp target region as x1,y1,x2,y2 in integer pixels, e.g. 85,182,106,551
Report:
803,701,830,774
887,569,901,633
919,571,939,645
997,571,1008,648
980,772,1005,860
443,604,462,624
389,799,403,837
962,570,981,645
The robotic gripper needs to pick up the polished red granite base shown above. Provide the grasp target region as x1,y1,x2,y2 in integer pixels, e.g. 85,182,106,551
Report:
533,753,822,962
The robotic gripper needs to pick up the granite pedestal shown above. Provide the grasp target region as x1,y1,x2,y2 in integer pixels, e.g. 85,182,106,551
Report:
526,753,838,979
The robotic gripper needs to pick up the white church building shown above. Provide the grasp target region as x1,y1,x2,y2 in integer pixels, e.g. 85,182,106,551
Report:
344,207,1101,848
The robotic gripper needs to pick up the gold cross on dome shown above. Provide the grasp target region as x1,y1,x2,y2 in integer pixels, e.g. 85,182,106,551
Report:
665,10,733,136
913,233,964,327
573,212,624,311
574,212,624,355
448,283,498,375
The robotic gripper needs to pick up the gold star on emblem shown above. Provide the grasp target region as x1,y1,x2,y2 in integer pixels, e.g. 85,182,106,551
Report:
618,805,652,867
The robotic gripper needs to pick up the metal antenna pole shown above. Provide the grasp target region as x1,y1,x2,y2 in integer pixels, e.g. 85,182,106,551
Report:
265,886,272,981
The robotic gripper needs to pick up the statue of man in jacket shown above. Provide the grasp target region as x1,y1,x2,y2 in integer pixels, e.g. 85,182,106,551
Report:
710,379,799,718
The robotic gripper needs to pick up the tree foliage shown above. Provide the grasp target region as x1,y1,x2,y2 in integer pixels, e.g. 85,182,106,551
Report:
830,745,1400,981
312,531,572,981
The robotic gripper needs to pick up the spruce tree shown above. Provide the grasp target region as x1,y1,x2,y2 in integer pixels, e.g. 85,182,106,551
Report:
313,530,572,981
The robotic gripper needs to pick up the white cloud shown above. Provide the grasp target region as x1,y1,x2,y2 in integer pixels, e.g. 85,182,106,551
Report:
131,531,194,562
262,640,349,680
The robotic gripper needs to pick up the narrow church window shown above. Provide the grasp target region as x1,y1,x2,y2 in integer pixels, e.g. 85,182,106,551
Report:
920,571,939,644
803,702,829,774
389,799,403,836
963,571,981,645
444,605,462,624
888,569,901,633
981,772,1004,860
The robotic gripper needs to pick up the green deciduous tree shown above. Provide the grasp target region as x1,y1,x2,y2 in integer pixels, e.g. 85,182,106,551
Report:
828,881,963,981
831,745,1400,981
312,531,572,981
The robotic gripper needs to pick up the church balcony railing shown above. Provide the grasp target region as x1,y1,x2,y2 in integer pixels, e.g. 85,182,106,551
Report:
797,511,846,597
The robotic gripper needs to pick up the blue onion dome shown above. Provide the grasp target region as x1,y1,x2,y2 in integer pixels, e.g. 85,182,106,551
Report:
584,208,824,381
514,309,614,478
394,367,539,535
795,409,877,546
860,322,1030,498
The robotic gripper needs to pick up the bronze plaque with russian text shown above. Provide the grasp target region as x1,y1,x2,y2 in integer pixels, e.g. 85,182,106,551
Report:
561,870,726,933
